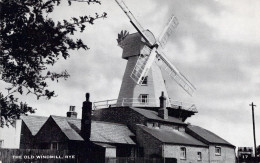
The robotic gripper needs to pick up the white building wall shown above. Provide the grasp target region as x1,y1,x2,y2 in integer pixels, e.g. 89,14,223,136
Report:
0,119,22,149
105,147,116,158
163,144,209,162
117,56,170,107
209,145,236,163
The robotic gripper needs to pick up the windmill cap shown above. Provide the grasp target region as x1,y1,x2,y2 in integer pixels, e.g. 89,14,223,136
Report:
118,30,156,48
140,30,156,46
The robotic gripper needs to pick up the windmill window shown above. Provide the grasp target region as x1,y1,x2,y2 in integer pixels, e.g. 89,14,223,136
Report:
139,94,149,104
141,76,148,85
215,146,221,156
180,147,186,159
197,152,202,161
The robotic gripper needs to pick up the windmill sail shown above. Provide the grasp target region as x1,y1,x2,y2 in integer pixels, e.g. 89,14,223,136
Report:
115,0,154,46
131,48,157,84
158,15,179,49
157,50,196,96
115,0,196,96
116,0,158,85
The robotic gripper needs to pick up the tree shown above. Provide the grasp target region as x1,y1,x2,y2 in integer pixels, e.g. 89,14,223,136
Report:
0,0,107,126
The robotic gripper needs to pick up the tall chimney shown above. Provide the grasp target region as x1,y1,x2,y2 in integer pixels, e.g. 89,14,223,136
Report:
67,106,77,118
81,93,92,141
158,92,168,119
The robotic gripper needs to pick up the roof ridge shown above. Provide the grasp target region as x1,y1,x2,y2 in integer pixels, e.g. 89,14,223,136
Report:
130,107,185,125
138,125,207,147
50,116,83,141
21,115,48,136
188,125,233,146
92,120,126,126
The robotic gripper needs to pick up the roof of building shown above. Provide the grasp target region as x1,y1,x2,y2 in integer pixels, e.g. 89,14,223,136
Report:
51,116,83,141
138,125,207,147
21,115,48,135
49,115,135,145
90,121,135,145
131,107,186,125
187,125,234,147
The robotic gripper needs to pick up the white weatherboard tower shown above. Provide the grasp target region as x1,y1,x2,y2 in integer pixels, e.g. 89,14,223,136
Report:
115,0,196,107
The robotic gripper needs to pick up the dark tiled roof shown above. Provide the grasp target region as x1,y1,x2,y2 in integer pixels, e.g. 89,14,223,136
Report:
21,115,48,135
90,121,135,145
50,116,135,145
51,116,83,141
187,125,234,147
138,125,207,147
131,107,185,125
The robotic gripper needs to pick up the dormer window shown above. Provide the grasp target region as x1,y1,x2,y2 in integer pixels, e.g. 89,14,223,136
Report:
141,76,148,85
152,122,159,129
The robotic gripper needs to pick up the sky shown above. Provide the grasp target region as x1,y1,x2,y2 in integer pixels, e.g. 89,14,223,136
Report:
1,0,260,149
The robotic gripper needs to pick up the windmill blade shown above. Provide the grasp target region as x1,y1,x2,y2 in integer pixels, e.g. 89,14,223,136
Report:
115,0,154,46
156,49,196,96
131,47,157,84
158,15,179,49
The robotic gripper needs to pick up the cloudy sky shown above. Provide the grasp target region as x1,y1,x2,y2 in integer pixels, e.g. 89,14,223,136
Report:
2,0,260,149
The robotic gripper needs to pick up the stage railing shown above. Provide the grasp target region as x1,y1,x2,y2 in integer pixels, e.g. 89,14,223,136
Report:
93,98,197,113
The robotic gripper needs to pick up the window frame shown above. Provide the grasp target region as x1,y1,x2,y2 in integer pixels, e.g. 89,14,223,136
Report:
180,147,186,160
139,94,149,104
215,146,221,156
197,151,202,161
152,122,159,129
140,76,148,85
51,142,59,150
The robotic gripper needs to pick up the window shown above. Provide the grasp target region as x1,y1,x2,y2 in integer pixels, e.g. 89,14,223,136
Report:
141,76,148,85
0,140,4,148
139,94,148,104
180,147,186,159
51,142,58,150
215,146,221,156
197,152,202,161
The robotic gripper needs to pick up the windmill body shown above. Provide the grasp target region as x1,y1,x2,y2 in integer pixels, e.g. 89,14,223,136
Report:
93,0,197,121
117,31,170,107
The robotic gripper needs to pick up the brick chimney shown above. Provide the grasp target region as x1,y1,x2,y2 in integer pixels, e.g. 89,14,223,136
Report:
67,106,77,118
158,92,168,119
81,93,92,141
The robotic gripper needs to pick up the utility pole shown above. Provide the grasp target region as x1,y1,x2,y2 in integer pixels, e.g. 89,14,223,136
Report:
249,102,257,157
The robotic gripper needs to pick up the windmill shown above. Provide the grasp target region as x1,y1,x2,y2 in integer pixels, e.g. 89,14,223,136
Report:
115,0,196,107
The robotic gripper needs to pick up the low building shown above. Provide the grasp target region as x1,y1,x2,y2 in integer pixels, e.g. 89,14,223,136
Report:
0,93,236,163
34,115,136,161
